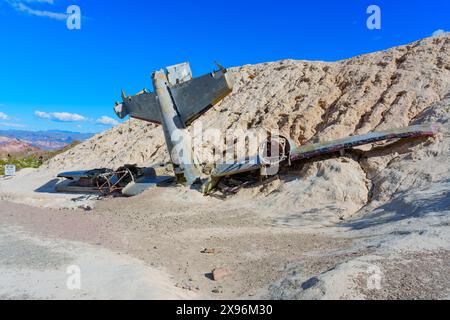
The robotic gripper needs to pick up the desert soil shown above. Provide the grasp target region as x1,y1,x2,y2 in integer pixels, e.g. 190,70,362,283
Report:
0,193,351,299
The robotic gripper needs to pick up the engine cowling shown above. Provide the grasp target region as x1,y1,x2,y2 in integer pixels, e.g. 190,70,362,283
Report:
258,135,296,176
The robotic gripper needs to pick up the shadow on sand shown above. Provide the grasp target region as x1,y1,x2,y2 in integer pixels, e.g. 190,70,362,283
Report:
34,179,61,194
342,184,450,230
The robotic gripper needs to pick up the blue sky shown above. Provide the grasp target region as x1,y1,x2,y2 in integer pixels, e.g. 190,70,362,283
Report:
0,0,448,133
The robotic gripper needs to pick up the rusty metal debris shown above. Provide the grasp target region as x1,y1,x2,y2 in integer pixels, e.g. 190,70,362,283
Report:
55,164,172,196
201,123,439,194
95,165,143,195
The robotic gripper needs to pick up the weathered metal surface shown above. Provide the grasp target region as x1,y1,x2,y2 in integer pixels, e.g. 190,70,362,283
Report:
57,169,112,181
170,69,233,126
114,62,234,186
211,155,261,178
114,91,161,124
55,165,155,196
201,156,260,195
166,62,192,86
290,124,438,162
122,175,173,197
152,69,202,185
55,180,101,194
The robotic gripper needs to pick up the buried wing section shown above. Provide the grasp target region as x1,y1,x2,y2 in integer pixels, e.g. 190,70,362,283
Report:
290,124,439,161
201,124,439,194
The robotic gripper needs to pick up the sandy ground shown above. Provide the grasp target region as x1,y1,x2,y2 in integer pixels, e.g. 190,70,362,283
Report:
1,179,449,300
0,192,350,299
0,220,195,300
0,168,96,210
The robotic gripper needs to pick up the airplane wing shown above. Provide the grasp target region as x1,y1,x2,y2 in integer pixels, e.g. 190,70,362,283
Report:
290,124,438,161
114,91,162,124
201,124,438,194
114,63,232,126
201,155,261,194
169,69,233,126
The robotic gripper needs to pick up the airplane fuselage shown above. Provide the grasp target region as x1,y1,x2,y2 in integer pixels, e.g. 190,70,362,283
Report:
152,69,202,185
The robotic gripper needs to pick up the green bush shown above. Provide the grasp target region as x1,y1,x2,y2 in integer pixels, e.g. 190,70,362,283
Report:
0,156,41,175
0,141,81,175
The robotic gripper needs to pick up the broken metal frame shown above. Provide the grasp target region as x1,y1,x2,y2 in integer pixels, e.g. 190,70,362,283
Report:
95,166,136,195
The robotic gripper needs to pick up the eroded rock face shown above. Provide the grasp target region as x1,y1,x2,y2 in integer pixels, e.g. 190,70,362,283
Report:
45,34,450,220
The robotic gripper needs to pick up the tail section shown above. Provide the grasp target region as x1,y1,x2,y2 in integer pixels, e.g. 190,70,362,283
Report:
113,62,234,186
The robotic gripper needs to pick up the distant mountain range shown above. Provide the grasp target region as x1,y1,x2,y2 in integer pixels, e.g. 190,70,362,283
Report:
0,130,94,153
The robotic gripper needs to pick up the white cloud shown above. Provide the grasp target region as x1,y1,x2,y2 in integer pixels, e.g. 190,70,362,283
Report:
22,0,55,3
34,111,50,119
0,112,9,120
96,116,119,126
6,0,68,21
35,111,86,122
432,29,446,37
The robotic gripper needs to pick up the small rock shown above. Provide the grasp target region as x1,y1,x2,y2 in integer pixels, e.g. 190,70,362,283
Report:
212,286,223,294
201,248,218,254
176,281,194,291
212,267,232,281
78,205,93,211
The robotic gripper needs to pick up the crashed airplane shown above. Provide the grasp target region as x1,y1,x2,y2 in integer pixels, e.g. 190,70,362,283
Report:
55,62,438,196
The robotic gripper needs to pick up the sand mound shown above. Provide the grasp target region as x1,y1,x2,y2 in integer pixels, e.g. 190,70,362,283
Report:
40,34,450,218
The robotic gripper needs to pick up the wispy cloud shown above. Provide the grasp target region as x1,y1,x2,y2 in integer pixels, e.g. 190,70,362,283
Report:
6,0,68,21
35,111,86,122
0,122,27,128
0,112,9,120
22,0,55,3
432,29,446,36
96,116,119,126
